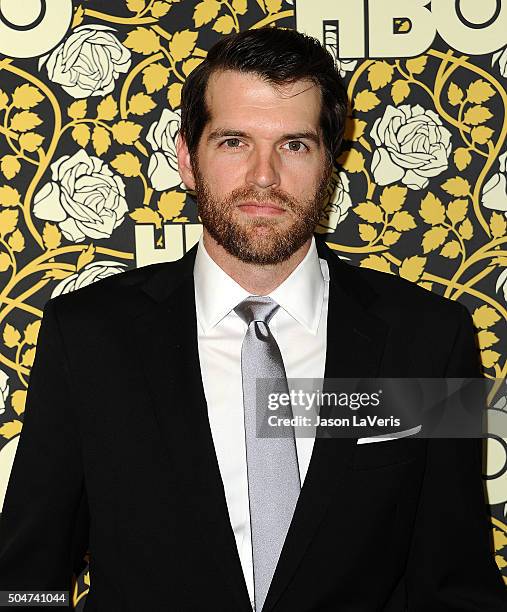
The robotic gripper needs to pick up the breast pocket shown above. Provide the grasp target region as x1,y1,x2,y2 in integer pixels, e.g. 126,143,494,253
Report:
348,436,426,470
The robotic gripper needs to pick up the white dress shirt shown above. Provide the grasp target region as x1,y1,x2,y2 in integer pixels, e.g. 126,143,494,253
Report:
193,234,330,609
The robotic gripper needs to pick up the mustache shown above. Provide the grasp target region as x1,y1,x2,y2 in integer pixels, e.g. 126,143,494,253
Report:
225,187,298,210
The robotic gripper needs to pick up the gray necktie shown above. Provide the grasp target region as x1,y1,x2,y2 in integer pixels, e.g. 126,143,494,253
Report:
234,296,301,612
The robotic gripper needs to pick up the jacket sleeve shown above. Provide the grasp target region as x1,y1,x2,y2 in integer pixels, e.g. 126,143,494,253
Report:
0,298,89,609
405,303,507,610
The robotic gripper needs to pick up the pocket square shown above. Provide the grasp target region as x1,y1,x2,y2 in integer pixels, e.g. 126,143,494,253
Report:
357,424,422,445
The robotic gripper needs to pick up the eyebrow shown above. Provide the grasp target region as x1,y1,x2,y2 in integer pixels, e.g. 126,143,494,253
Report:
207,128,322,147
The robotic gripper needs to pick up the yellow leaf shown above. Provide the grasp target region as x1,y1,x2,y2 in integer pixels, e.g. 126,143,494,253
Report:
0,185,20,207
391,80,410,105
68,99,87,120
439,240,460,259
212,14,235,34
481,349,500,369
453,147,471,171
447,82,463,106
111,152,142,177
71,124,91,147
446,198,468,224
169,29,198,62
0,252,10,272
0,90,8,111
367,61,394,91
472,305,500,329
129,206,162,228
0,420,22,440
354,90,381,112
353,201,383,223
382,230,400,246
406,55,427,75
458,218,473,240
3,323,20,348
112,120,142,145
380,185,407,213
471,126,494,145
193,0,221,27
466,79,495,104
442,176,470,197
127,0,146,12
390,210,416,232
7,228,24,253
495,554,507,570
399,255,426,282
124,27,161,55
422,226,448,254
359,254,392,274
463,105,492,126
477,330,498,349
158,191,186,220
21,347,35,367
419,193,445,225
19,132,44,153
77,244,95,270
24,320,41,345
493,528,507,552
338,149,364,173
42,222,61,249
490,212,507,238
44,269,74,280
265,0,282,11
0,208,18,238
128,92,156,115
151,1,171,18
72,5,85,28
143,63,170,94
182,57,204,77
11,389,26,416
167,83,182,109
12,84,43,110
232,0,248,14
92,126,111,156
358,223,377,242
1,156,20,180
10,111,42,132
96,96,118,121
343,118,366,141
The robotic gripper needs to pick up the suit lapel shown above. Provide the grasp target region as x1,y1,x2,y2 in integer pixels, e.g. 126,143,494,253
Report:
130,237,391,612
262,238,391,612
130,247,253,611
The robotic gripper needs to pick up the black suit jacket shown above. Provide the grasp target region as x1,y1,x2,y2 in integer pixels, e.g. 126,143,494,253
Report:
0,235,505,611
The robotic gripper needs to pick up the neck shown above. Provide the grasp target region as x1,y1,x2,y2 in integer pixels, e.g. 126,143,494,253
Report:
202,231,312,295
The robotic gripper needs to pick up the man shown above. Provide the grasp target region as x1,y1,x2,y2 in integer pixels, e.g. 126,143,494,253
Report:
0,26,505,612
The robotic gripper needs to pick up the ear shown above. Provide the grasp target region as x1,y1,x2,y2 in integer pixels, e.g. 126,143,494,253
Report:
176,132,196,190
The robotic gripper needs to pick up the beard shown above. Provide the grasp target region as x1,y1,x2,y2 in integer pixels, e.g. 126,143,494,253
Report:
192,161,330,265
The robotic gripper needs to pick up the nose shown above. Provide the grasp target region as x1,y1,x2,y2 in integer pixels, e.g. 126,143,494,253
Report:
245,146,280,190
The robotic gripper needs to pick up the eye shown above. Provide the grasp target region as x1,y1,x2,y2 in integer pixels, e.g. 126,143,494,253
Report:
222,138,243,148
283,141,308,153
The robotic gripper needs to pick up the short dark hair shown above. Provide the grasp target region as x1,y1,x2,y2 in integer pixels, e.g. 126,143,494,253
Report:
179,27,348,167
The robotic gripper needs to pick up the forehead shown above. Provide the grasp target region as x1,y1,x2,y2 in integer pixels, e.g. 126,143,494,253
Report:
204,69,322,133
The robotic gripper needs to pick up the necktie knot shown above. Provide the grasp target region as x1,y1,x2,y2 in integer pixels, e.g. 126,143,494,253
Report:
234,295,280,327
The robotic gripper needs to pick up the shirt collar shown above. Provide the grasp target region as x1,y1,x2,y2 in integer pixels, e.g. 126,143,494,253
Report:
193,234,325,335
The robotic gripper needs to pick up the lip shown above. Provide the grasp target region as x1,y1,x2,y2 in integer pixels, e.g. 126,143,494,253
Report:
236,201,285,216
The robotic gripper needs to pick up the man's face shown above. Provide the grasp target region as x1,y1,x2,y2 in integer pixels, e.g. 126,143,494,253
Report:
177,69,331,265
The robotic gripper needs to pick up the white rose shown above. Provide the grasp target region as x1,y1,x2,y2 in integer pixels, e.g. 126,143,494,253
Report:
316,171,352,233
370,104,452,190
38,24,131,99
492,47,507,77
0,369,9,415
51,260,128,297
481,151,507,213
496,267,507,303
33,149,128,243
336,59,357,79
146,108,184,191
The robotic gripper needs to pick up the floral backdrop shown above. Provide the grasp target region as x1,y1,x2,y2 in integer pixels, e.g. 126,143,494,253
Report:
0,0,505,606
